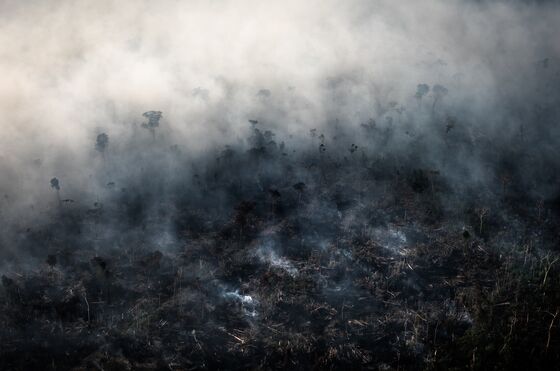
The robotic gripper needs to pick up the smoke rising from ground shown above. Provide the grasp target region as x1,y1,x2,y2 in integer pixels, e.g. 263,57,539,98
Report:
2,2,560,369
0,0,559,253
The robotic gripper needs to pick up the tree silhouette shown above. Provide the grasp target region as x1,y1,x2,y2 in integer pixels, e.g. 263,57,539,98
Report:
476,207,489,235
415,84,430,102
50,177,61,204
95,133,109,159
432,84,448,112
50,177,60,190
142,111,163,140
445,116,456,134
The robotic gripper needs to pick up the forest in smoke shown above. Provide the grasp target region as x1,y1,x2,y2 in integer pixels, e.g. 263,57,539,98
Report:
1,0,560,370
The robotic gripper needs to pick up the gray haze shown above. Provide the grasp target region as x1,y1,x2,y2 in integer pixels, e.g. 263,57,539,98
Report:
0,0,559,233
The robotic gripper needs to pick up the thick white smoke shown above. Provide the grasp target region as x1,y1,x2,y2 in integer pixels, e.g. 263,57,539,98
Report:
0,0,558,221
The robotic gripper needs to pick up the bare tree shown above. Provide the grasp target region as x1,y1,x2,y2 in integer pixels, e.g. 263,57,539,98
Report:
476,207,489,235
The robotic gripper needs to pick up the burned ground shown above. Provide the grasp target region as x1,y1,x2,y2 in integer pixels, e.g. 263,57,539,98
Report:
2,0,560,369
1,110,560,370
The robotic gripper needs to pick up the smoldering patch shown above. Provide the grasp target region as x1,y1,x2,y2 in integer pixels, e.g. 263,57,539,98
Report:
252,238,299,277
222,289,259,318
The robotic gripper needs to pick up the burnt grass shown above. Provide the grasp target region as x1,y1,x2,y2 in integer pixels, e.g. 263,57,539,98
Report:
2,121,560,370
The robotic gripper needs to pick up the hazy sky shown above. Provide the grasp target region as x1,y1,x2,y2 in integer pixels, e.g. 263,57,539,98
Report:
0,0,559,209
